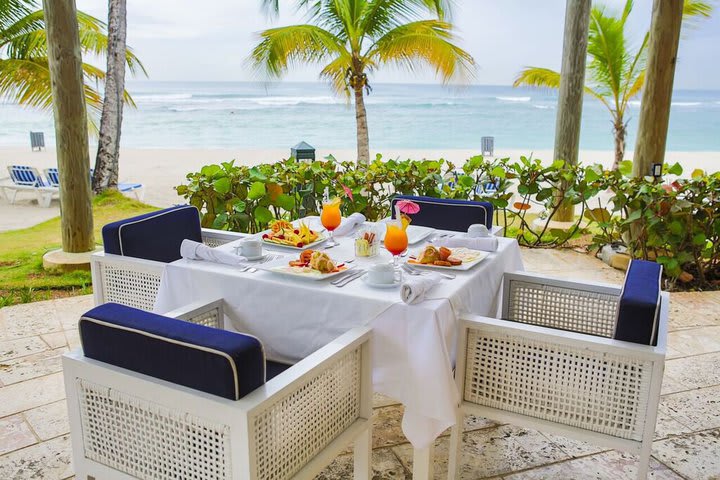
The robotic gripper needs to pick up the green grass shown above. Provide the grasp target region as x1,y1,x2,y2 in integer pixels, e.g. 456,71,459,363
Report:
0,191,158,305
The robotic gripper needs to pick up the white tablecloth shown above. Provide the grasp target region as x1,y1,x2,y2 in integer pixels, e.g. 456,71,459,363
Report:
154,221,524,448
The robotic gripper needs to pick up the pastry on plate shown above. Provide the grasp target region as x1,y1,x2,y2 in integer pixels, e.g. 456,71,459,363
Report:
418,246,440,264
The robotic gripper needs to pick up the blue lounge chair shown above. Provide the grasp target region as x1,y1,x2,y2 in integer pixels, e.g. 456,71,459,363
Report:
391,194,500,233
45,167,145,201
0,165,58,207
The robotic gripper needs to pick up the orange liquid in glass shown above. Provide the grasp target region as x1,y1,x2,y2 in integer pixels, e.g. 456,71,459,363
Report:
384,224,408,256
321,203,342,231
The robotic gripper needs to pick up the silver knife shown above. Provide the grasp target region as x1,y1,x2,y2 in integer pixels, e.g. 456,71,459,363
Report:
334,269,366,287
331,269,360,285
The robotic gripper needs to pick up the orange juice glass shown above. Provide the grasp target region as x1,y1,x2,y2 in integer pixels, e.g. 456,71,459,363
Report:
384,222,408,268
321,200,342,245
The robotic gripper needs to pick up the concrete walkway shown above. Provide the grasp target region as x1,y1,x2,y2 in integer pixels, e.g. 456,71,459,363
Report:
1,249,719,479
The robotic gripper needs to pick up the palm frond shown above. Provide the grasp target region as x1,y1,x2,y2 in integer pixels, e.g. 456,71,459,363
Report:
682,0,713,29
249,24,347,77
319,53,354,97
513,67,561,89
587,5,628,102
360,0,453,38
366,19,474,83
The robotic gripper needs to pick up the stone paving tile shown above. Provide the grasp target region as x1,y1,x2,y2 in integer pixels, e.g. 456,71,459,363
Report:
666,326,720,358
659,385,720,432
0,434,72,480
0,371,65,418
64,329,81,351
653,429,720,480
394,425,570,479
663,352,720,393
373,393,401,408
503,450,683,480
667,294,720,331
539,431,608,457
0,414,37,456
0,336,48,363
0,347,66,385
0,302,64,339
317,448,410,480
371,404,408,449
24,400,70,441
41,332,69,350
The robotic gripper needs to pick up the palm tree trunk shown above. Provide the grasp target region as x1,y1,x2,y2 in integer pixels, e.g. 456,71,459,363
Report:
92,0,127,193
42,0,94,252
612,119,626,171
354,84,370,165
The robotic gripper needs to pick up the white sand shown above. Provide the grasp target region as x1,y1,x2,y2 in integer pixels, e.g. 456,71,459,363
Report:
1,146,718,232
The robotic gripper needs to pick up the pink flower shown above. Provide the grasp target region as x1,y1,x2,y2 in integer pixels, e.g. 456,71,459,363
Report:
341,183,354,201
396,199,420,214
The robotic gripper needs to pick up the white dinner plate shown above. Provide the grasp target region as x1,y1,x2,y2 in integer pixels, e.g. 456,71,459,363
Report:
257,257,353,281
407,247,489,271
258,223,327,250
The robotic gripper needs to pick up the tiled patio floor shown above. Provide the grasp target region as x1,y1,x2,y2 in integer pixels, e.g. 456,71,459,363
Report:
1,249,719,479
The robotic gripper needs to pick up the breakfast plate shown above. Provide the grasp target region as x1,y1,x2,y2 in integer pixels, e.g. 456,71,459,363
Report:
407,246,489,271
256,252,352,281
259,219,327,250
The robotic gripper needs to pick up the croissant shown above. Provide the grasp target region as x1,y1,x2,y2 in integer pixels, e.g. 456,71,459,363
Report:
309,251,336,273
418,246,440,264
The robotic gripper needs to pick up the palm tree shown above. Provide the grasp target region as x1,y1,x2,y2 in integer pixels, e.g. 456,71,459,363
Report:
251,0,475,165
0,0,145,132
513,0,711,170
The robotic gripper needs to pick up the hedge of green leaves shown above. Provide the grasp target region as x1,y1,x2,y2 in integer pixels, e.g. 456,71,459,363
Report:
177,155,719,289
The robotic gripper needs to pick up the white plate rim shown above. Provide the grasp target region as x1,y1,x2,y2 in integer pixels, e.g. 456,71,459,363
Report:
259,229,328,250
407,248,490,271
257,258,354,281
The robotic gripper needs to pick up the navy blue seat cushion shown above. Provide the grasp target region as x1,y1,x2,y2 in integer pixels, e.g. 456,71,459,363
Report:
79,303,266,400
614,260,663,346
391,195,493,231
102,205,202,263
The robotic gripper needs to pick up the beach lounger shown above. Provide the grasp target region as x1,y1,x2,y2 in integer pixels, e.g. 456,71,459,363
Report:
0,165,58,207
45,167,145,202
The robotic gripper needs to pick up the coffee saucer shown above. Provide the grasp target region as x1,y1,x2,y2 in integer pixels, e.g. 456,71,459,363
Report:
362,275,401,289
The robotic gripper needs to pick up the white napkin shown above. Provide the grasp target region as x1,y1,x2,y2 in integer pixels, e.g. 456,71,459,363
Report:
180,239,247,266
333,212,366,236
434,236,498,252
401,272,442,305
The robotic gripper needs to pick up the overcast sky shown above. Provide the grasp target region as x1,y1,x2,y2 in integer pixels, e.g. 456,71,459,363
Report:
75,0,720,90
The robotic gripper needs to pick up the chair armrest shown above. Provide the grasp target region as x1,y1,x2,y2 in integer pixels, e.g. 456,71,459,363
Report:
163,298,224,329
502,271,623,337
90,251,165,310
201,228,246,247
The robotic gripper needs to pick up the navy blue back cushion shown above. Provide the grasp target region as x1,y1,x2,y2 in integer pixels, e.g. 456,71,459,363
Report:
102,205,202,263
614,260,663,346
391,195,493,231
79,303,266,400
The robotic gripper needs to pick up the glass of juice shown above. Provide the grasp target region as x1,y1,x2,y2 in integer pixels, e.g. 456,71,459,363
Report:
384,221,408,269
320,198,342,246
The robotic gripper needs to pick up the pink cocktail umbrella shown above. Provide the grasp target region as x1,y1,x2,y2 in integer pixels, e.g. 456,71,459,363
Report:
396,199,420,214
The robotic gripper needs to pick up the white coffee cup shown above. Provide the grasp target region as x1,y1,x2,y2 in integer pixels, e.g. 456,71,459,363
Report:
367,263,402,284
467,224,490,238
237,239,262,258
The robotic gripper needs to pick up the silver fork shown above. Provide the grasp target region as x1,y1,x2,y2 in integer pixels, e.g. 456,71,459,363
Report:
246,254,281,273
403,263,456,280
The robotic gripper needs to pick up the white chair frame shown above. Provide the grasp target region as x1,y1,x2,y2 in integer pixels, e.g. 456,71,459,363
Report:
0,178,58,207
64,298,373,480
448,272,668,480
91,228,245,310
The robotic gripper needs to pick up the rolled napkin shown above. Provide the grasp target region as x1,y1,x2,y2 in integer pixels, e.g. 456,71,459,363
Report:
401,272,442,305
434,235,498,252
333,212,367,236
180,239,247,266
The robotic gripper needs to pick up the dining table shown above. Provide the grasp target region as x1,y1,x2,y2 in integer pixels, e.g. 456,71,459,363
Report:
153,217,524,479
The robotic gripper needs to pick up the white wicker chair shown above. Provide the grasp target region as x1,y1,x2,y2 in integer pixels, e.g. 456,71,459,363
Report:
91,227,244,310
64,299,373,480
448,272,669,480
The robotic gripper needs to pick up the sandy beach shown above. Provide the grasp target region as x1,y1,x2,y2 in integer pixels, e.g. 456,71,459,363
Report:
1,146,718,232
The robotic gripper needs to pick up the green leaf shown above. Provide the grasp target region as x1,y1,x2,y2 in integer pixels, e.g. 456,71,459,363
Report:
248,181,266,200
458,175,475,188
584,207,611,223
200,165,222,178
211,213,228,229
693,233,707,245
666,162,683,176
275,193,295,211
490,166,506,179
618,160,633,177
668,221,683,235
232,199,247,212
253,206,273,224
249,167,267,182
212,177,231,195
691,169,705,179
584,166,601,183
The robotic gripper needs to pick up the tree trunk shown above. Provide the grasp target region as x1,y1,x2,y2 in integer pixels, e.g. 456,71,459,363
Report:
553,0,592,222
42,0,94,253
612,119,626,171
354,84,370,165
93,0,127,193
632,0,683,178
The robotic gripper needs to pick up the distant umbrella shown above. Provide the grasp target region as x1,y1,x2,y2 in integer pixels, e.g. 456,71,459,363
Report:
397,200,420,214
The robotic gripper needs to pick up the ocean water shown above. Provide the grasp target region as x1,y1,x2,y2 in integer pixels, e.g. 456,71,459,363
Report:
1,81,719,152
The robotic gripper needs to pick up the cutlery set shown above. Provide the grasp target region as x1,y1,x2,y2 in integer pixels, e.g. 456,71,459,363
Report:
239,254,282,273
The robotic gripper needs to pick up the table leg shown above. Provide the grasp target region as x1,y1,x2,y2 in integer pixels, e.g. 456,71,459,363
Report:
412,444,434,480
